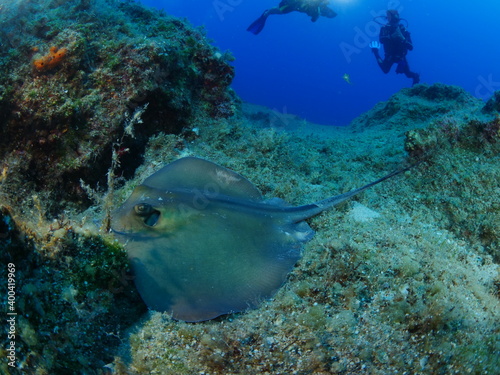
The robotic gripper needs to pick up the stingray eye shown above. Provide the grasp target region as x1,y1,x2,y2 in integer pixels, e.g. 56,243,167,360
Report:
134,203,153,216
134,204,160,227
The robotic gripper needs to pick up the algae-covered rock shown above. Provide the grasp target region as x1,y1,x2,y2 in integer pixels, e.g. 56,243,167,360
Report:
404,115,500,160
0,0,235,214
0,206,145,373
351,83,485,131
482,90,500,113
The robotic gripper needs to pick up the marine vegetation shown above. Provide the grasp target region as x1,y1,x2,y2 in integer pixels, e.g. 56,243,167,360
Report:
0,0,236,215
0,205,146,373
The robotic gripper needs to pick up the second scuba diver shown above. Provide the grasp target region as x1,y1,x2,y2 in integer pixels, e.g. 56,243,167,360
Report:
370,10,420,86
247,0,337,35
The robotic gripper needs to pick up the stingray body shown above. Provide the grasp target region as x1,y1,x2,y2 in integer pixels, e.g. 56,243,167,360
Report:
112,157,407,322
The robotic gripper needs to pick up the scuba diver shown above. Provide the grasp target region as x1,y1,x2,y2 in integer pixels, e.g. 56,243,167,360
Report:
369,10,420,85
247,0,337,35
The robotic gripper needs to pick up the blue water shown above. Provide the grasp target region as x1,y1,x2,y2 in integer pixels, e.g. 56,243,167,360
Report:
139,0,500,126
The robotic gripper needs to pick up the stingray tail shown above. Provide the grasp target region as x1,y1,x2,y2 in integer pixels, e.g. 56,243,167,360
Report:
289,164,416,223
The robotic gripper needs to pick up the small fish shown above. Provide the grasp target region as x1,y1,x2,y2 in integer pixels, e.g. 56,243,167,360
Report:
112,157,410,322
343,73,352,84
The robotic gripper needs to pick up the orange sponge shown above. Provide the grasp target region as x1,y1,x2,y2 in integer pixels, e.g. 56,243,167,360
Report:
34,46,67,72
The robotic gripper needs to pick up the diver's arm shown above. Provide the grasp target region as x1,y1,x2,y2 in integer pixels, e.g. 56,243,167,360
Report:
369,41,384,64
402,27,414,50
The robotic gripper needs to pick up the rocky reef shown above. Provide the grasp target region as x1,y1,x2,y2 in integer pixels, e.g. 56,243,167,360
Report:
0,1,499,375
0,206,145,372
0,0,235,215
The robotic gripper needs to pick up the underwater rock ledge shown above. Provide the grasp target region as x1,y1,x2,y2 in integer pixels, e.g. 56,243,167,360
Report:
0,0,236,215
0,205,146,373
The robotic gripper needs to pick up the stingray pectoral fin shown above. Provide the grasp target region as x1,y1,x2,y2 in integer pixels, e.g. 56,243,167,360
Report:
127,205,303,322
141,157,263,201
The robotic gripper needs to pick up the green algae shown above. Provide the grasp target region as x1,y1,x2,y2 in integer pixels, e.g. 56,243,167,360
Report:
0,206,145,373
0,0,235,215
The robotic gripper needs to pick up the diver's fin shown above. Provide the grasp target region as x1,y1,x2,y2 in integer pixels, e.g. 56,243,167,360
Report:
247,13,268,35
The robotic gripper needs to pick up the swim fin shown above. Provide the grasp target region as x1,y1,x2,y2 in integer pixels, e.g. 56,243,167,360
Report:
247,13,268,35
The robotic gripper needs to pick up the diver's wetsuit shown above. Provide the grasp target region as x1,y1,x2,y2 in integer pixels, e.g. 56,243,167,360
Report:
269,0,337,22
247,0,336,34
374,22,420,85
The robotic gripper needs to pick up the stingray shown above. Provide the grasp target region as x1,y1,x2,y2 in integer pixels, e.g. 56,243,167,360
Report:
111,156,409,322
